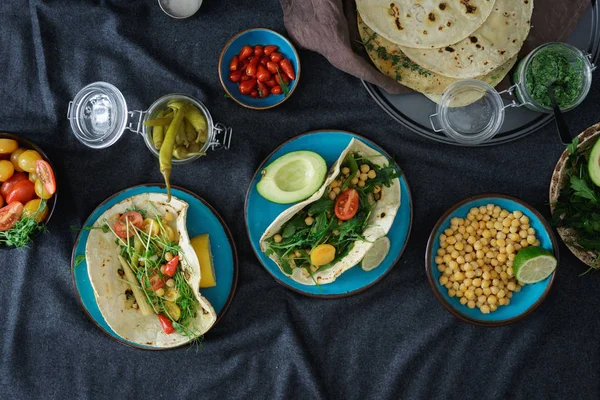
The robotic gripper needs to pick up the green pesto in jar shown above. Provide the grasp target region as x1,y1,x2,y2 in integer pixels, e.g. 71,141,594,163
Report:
525,48,584,109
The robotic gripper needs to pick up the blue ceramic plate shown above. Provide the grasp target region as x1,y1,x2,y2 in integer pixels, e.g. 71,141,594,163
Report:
71,184,238,349
218,28,300,110
425,194,559,326
245,130,413,297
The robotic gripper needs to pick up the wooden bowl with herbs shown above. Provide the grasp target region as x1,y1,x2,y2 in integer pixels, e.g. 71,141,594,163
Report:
549,122,600,268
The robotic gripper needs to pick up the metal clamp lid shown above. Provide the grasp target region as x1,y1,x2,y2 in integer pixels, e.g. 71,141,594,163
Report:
209,122,232,151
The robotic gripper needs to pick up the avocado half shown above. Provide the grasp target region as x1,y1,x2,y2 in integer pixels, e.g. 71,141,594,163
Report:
256,151,327,204
589,139,600,187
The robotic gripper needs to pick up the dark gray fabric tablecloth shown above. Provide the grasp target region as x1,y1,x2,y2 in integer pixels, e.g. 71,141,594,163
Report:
2,1,600,399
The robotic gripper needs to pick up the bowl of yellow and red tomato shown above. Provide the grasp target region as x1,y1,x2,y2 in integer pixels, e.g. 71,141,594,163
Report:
0,133,57,248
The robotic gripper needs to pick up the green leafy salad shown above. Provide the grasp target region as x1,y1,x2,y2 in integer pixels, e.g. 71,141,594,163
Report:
264,152,400,279
552,138,600,264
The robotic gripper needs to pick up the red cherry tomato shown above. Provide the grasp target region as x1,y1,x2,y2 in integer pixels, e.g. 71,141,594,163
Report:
146,274,165,291
257,81,269,98
246,56,260,77
249,90,258,98
240,58,250,69
271,85,282,95
229,70,243,82
266,61,279,74
264,78,277,88
35,160,56,197
164,255,180,277
119,211,143,229
0,201,23,231
6,180,35,204
270,52,284,63
239,79,257,94
256,65,271,82
260,56,269,66
279,59,295,80
335,189,360,221
0,172,28,198
240,75,251,82
229,55,239,71
264,45,278,56
239,45,253,60
113,220,132,239
157,314,175,335
254,45,263,57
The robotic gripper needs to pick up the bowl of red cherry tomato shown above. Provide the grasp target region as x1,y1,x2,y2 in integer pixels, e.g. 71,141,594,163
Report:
0,133,57,248
219,28,300,110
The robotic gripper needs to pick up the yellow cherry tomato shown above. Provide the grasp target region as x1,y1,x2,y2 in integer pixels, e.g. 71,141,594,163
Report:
0,139,18,154
17,150,42,173
162,224,177,242
23,199,48,223
142,218,160,236
310,244,336,267
35,179,52,200
0,160,15,182
29,172,38,183
10,148,25,171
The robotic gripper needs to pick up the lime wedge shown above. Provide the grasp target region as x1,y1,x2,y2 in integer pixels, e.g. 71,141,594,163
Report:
513,247,557,284
361,237,390,271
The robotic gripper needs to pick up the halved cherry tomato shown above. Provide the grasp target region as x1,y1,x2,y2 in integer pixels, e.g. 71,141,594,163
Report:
0,172,27,198
229,70,243,83
271,85,282,95
256,65,271,82
254,45,263,57
119,211,143,229
164,255,180,277
257,81,269,98
239,79,257,95
279,59,295,80
335,188,359,221
6,180,35,204
264,78,277,88
0,201,23,231
266,61,279,74
270,52,284,63
229,55,239,71
157,314,175,334
249,90,258,98
35,160,56,197
113,220,132,239
264,45,278,56
246,56,260,77
144,274,165,292
239,45,253,60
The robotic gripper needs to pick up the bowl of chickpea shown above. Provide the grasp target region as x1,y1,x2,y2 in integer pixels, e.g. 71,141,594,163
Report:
426,194,559,326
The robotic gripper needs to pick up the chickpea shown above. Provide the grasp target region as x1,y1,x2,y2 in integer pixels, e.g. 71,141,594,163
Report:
341,167,350,175
166,279,175,288
357,180,365,188
360,164,370,173
367,170,377,179
156,288,165,297
274,234,283,243
333,187,341,194
329,191,337,200
305,216,314,226
165,252,174,262
330,180,340,188
373,185,381,194
351,177,359,185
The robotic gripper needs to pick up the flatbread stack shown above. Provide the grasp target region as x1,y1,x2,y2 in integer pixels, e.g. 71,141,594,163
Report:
356,0,534,102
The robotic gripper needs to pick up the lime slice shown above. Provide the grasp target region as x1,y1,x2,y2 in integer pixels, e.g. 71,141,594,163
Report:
361,237,390,271
513,247,557,284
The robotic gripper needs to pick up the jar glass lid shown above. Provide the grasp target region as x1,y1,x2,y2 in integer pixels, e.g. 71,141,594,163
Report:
68,82,128,149
432,80,505,145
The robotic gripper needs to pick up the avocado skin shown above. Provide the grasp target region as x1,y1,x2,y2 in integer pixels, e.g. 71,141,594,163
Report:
589,139,600,187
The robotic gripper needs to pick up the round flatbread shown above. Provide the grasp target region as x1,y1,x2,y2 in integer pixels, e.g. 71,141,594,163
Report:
359,14,517,96
356,0,496,49
400,0,533,79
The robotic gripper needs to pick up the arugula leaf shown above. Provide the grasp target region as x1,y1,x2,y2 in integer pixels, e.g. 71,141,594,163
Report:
74,254,86,267
571,175,598,202
307,199,333,216
568,137,579,155
282,214,307,238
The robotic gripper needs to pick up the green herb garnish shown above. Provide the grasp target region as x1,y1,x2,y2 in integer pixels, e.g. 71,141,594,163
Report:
0,201,47,248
